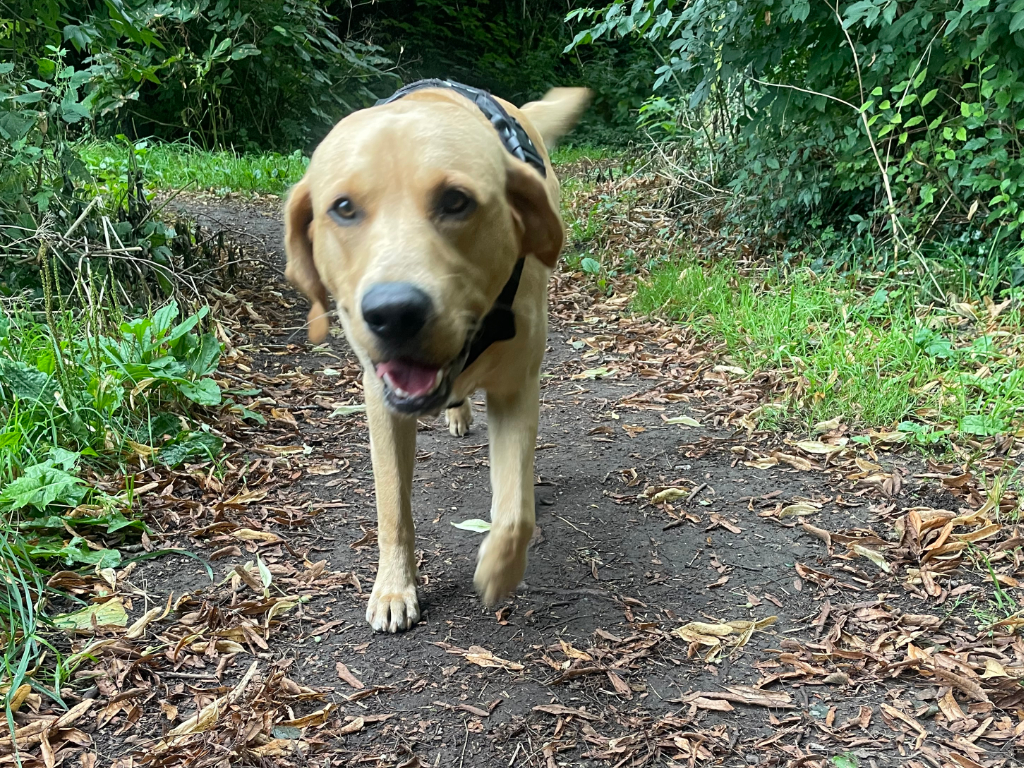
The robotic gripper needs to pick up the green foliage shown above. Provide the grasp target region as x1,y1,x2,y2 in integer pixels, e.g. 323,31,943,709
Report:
0,295,227,709
67,0,395,149
569,0,1024,289
0,296,224,482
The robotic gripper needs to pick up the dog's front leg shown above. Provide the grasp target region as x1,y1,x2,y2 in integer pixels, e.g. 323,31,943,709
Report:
363,373,420,632
474,376,539,605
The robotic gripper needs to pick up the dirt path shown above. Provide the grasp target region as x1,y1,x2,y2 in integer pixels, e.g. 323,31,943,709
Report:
53,194,1021,768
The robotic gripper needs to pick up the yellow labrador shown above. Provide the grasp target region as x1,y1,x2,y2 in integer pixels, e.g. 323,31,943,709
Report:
284,81,590,632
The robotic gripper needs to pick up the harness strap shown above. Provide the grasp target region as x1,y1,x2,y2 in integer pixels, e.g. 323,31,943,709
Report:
376,79,547,177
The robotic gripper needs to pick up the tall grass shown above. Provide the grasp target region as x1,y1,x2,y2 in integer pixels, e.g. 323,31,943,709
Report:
634,259,1024,438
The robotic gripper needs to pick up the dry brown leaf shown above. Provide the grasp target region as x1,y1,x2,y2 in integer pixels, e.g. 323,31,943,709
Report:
279,703,336,728
880,703,927,737
464,646,524,672
232,528,282,544
559,640,593,662
339,717,365,735
335,661,365,689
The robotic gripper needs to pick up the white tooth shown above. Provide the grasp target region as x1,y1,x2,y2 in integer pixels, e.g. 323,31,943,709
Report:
432,369,444,391
394,387,411,399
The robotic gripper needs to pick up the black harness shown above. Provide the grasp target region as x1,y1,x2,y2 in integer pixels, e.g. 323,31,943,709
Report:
376,80,546,395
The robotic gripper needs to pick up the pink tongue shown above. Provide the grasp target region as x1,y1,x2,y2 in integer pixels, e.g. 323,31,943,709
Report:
376,360,440,397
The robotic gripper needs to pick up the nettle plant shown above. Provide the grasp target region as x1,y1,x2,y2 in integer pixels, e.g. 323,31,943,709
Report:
568,0,1024,288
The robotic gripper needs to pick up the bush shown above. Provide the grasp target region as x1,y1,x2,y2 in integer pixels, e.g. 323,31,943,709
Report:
64,0,396,149
351,0,656,144
568,0,1024,289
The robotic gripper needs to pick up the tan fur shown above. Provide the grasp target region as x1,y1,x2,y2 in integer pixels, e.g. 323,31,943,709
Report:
284,86,590,632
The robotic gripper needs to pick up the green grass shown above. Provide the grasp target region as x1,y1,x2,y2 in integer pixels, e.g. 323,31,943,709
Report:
80,140,612,197
550,144,619,165
634,259,1024,438
82,140,309,196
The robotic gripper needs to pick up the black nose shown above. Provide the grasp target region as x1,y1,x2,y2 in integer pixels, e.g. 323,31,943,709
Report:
361,282,433,344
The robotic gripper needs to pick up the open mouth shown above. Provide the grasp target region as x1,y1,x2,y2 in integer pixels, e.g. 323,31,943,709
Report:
375,359,453,414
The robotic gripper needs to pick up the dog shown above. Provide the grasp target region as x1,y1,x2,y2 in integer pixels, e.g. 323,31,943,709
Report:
284,81,590,632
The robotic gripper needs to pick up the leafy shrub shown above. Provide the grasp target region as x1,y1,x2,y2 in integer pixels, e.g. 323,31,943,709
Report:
0,297,224,486
568,0,1024,289
60,0,395,149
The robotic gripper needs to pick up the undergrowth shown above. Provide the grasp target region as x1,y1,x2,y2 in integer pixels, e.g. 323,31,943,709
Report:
81,140,612,197
0,276,227,713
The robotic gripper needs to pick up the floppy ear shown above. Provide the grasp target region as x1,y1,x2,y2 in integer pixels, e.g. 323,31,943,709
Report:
506,163,564,268
519,87,592,148
283,178,330,344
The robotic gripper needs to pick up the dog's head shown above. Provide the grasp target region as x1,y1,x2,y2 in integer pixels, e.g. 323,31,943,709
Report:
284,86,590,414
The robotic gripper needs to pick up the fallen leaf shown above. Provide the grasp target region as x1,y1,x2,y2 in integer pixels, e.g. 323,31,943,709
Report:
335,662,365,690
651,487,689,504
665,415,701,427
232,528,282,544
53,598,128,631
779,501,821,519
339,717,365,735
464,646,523,672
796,440,844,455
330,404,366,417
451,518,491,533
849,543,891,572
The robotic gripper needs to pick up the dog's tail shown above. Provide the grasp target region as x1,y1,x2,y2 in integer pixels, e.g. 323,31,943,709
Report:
520,88,592,149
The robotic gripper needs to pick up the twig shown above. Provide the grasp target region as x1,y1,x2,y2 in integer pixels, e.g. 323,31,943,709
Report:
63,196,102,239
458,720,469,768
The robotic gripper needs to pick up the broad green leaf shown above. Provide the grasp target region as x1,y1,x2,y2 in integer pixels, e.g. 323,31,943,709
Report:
959,415,1005,436
0,462,88,511
0,359,54,401
177,377,222,406
157,432,223,467
48,447,80,471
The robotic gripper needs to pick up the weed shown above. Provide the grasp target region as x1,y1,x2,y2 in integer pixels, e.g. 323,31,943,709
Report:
0,286,227,710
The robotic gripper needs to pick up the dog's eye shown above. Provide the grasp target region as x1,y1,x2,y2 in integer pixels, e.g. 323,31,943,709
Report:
437,189,475,218
331,197,359,224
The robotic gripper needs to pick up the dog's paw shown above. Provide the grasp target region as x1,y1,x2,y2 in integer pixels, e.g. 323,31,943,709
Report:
445,401,473,437
473,525,532,606
366,581,420,633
